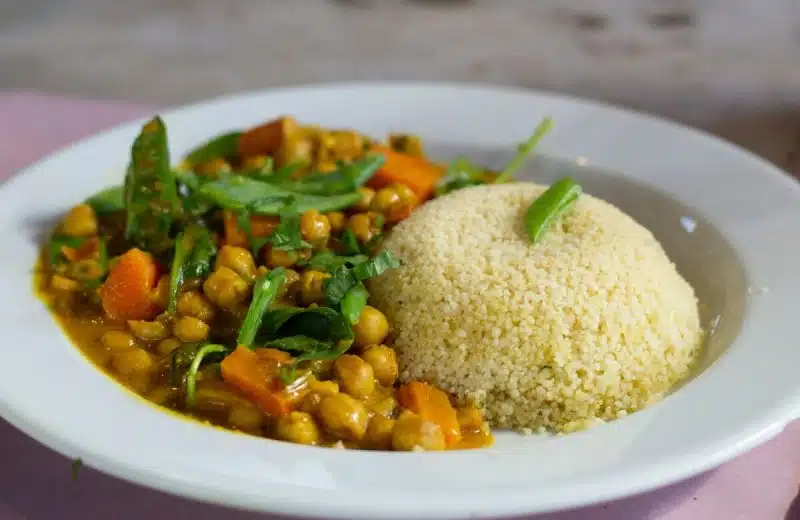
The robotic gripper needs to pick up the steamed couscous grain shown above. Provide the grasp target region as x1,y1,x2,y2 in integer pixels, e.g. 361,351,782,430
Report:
369,182,703,433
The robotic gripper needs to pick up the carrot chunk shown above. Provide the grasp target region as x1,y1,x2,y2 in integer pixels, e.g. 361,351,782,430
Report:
396,381,462,447
98,248,159,321
220,346,295,417
367,146,443,201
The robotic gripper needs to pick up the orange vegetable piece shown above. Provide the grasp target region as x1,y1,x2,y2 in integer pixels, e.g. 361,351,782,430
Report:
367,145,444,201
220,346,295,417
237,116,295,159
396,381,462,447
222,210,279,249
98,248,160,321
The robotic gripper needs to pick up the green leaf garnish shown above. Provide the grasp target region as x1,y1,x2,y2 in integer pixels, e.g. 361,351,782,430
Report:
198,175,361,215
434,156,486,197
323,251,400,306
339,228,362,255
183,131,242,166
168,226,217,313
494,116,553,184
85,186,124,214
269,155,385,195
46,235,86,267
123,116,180,255
340,282,368,325
301,251,368,272
185,343,229,407
237,268,287,347
266,199,311,252
524,177,582,244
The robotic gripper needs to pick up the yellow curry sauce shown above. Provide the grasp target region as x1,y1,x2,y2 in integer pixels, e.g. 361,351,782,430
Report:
35,115,493,451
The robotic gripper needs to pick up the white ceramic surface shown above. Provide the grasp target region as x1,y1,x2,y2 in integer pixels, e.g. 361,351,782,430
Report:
1,83,799,519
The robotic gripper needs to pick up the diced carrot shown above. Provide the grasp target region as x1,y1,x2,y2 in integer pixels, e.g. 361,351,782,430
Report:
237,116,296,159
61,237,100,262
221,346,295,417
98,248,160,321
222,210,279,248
367,145,444,201
396,381,462,447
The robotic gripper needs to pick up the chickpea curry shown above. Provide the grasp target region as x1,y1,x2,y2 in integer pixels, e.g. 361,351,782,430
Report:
37,115,566,451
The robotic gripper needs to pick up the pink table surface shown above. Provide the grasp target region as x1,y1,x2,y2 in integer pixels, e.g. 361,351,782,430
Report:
0,92,798,520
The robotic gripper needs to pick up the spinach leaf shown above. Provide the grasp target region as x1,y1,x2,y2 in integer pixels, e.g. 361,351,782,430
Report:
301,251,368,272
46,235,86,267
83,238,109,289
175,170,211,217
184,343,229,407
168,226,217,313
198,175,361,215
123,116,181,255
259,306,353,346
183,131,242,166
270,155,385,195
435,156,486,197
494,116,553,184
86,186,124,214
339,228,362,255
264,335,333,353
322,251,400,306
266,199,310,252
340,282,368,325
169,342,201,387
279,341,351,385
237,268,286,347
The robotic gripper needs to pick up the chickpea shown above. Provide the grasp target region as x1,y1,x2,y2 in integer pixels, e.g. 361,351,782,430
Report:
391,182,417,204
60,204,98,237
203,266,250,309
318,393,369,441
112,348,154,377
333,355,375,398
278,137,313,167
361,345,398,386
326,212,346,234
365,416,396,450
298,270,331,306
228,405,264,432
318,161,337,173
353,187,375,212
148,386,177,406
371,187,401,214
242,155,270,172
369,395,397,418
67,258,104,282
153,275,170,309
353,306,389,348
177,291,216,322
157,337,182,356
391,413,446,451
278,268,301,301
331,130,364,158
173,316,210,343
215,245,256,282
299,210,331,246
128,320,170,341
388,134,424,157
50,274,79,292
456,405,485,432
299,392,324,415
275,411,321,445
347,213,374,243
307,377,339,396
195,157,231,177
102,330,137,351
264,247,310,269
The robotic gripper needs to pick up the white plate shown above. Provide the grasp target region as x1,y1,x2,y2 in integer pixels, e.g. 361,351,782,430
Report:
1,83,799,519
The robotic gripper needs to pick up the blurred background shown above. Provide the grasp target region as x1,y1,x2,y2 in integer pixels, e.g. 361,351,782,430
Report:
1,0,799,163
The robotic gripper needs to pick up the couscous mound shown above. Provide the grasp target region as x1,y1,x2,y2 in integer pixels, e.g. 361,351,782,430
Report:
369,182,702,433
